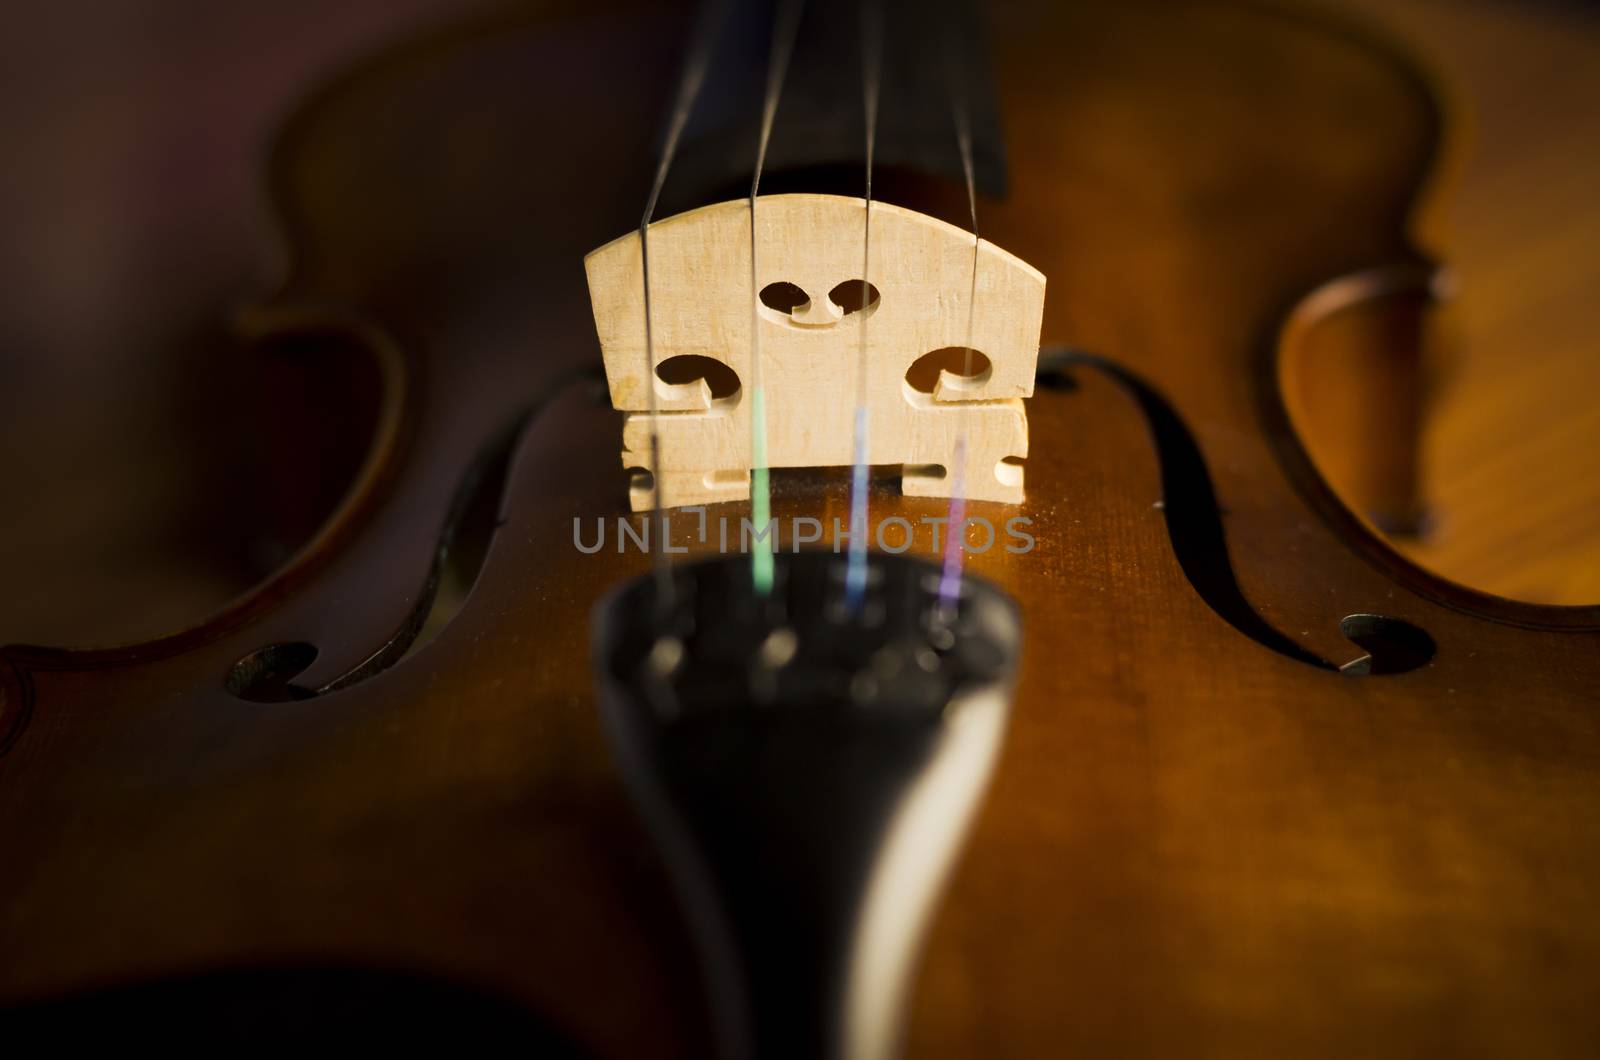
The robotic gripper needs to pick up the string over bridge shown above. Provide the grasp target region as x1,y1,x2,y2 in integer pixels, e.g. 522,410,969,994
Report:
584,193,1046,510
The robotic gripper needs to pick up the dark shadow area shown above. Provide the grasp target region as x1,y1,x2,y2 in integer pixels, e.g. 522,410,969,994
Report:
0,965,584,1053
1338,613,1437,675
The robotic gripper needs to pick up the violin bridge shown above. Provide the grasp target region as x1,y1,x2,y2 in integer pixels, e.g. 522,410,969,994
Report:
585,193,1046,511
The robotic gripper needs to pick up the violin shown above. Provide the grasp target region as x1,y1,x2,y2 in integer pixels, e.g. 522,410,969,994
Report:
3,1,1597,1055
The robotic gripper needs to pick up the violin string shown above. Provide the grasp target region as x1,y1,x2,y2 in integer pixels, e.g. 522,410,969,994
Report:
748,0,806,597
638,0,728,608
937,10,981,618
844,0,885,611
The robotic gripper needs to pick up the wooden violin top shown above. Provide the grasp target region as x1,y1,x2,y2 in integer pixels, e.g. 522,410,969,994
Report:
1,1,1596,1055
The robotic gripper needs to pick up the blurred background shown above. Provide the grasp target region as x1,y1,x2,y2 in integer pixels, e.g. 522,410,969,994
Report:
1,0,1596,648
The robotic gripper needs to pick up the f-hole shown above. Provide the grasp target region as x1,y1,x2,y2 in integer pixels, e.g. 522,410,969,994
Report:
1038,347,1442,677
219,369,599,703
1338,614,1436,675
225,642,319,703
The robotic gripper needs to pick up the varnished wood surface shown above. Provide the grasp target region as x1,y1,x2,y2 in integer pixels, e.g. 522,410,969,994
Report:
2,0,1595,647
1,1,1598,1056
1335,0,1600,605
0,0,459,649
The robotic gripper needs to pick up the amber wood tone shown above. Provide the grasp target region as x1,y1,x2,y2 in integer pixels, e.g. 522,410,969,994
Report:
1279,265,1435,535
1289,0,1600,606
1343,0,1600,607
1,1,1598,1057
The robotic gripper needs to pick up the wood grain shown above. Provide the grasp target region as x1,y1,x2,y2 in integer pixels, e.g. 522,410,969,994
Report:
1316,0,1600,605
585,194,1044,508
0,2,1596,1057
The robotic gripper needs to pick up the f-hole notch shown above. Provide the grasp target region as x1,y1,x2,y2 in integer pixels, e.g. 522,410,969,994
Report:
1338,614,1436,675
1038,347,1441,679
225,642,318,702
217,369,596,704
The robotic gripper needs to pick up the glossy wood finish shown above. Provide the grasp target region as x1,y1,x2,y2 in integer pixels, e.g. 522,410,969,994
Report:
1279,264,1435,536
1,1,1597,1055
1339,0,1600,606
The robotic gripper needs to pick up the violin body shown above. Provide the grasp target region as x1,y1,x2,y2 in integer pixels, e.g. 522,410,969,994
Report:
3,1,1597,1054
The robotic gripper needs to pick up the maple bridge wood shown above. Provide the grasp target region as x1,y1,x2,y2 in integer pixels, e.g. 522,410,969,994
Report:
584,193,1046,510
